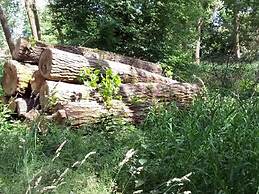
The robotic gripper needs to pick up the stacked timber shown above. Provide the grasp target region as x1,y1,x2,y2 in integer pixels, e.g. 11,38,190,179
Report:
0,37,201,126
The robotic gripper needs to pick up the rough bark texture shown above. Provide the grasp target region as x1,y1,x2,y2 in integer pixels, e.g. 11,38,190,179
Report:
0,5,15,57
0,38,202,126
38,82,200,126
38,48,91,82
77,47,162,74
13,38,45,64
25,0,41,40
14,38,161,74
120,82,200,104
52,46,162,74
39,48,173,84
90,59,178,84
39,80,96,110
2,60,37,96
52,100,148,126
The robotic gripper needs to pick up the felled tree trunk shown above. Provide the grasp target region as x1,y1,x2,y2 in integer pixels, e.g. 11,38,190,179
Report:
38,48,91,82
89,59,178,84
75,47,162,74
55,46,162,74
39,80,95,111
51,100,147,126
120,82,200,104
39,80,201,126
39,48,177,84
1,60,37,96
13,38,45,64
14,37,162,74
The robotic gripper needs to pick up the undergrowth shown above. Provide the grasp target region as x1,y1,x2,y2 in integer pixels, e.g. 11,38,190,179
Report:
0,92,258,193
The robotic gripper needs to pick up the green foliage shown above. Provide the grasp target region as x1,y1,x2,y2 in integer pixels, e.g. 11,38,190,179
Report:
79,67,121,106
138,93,259,194
99,68,122,106
48,0,202,62
79,67,100,89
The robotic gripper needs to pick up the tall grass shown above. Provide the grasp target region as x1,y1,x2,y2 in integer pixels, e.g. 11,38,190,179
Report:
0,93,258,193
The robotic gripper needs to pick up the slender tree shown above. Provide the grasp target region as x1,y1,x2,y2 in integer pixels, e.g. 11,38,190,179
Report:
233,9,241,59
195,17,203,64
25,0,41,40
0,4,15,57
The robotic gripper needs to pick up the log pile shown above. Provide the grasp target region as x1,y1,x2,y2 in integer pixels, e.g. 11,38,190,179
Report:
1,37,201,126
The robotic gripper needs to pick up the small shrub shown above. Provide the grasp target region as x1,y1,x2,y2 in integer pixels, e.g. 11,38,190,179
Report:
79,67,122,106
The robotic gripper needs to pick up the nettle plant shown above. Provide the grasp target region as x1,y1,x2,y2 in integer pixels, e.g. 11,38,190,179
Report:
79,67,122,106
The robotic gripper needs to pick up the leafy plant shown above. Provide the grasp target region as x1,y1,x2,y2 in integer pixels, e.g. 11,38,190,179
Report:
79,67,100,89
99,68,122,106
79,67,122,106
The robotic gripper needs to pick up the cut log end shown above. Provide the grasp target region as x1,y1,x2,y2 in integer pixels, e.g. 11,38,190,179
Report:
30,70,46,94
39,49,52,78
2,61,18,96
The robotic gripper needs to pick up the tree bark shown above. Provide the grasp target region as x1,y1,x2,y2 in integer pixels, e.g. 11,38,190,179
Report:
76,47,162,74
38,81,200,126
13,37,45,64
195,17,203,64
51,100,148,126
39,80,96,111
14,37,162,74
38,48,91,82
234,10,241,59
120,82,200,104
1,60,38,96
0,5,15,58
39,48,176,84
51,46,162,74
25,0,41,40
90,59,178,84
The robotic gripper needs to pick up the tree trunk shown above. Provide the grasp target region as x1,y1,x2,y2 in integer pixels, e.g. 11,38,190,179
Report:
90,59,178,84
77,47,162,74
39,80,96,111
39,48,176,84
51,46,162,74
38,81,200,126
1,60,38,96
24,0,41,40
51,100,148,126
120,82,200,104
38,48,91,82
14,38,162,74
0,5,15,58
234,11,241,59
195,17,203,64
13,37,45,64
